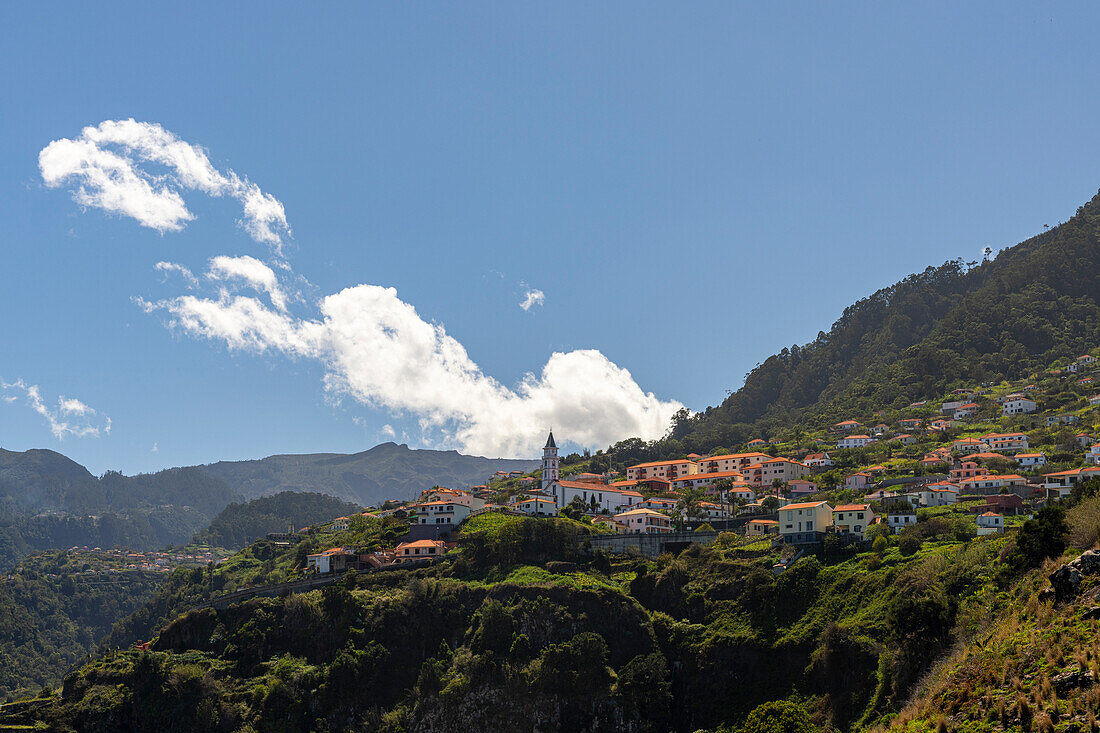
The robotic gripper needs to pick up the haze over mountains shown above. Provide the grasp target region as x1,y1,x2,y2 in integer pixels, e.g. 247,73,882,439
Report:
0,443,536,567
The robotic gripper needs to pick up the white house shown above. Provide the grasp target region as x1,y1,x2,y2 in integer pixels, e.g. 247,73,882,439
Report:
803,452,834,468
510,497,559,517
951,403,980,419
1002,397,1037,416
547,479,642,513
981,433,1030,452
957,474,1027,494
613,508,673,534
837,435,876,450
1014,452,1047,468
976,512,1005,535
1046,415,1079,427
1088,395,1100,406
1088,444,1100,465
1042,466,1100,497
332,517,350,532
412,501,473,526
887,513,917,533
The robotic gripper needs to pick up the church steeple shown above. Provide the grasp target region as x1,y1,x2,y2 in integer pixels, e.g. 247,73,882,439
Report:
541,429,559,494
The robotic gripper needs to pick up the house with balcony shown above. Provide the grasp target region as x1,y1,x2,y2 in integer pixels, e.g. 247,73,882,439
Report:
1002,396,1037,415
411,501,473,527
1088,444,1100,465
395,539,448,563
670,469,745,494
613,508,673,534
952,438,990,455
625,459,698,481
1042,466,1100,498
957,474,1027,494
950,461,987,481
696,452,773,474
981,432,1030,452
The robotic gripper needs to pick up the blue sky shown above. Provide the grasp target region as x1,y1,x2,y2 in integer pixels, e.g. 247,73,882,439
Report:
2,3,1099,474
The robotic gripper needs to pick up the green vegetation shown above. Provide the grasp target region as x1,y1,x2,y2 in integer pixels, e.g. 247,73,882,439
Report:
191,491,363,549
11,510,1070,732
0,551,164,700
605,190,1100,461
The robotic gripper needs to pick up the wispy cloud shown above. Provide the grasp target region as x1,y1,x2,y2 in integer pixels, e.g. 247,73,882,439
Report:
43,121,682,458
519,288,545,311
39,119,290,252
1,379,111,439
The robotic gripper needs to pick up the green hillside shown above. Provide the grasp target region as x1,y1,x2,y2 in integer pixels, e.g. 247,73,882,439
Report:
14,488,1100,732
658,191,1100,455
191,492,363,550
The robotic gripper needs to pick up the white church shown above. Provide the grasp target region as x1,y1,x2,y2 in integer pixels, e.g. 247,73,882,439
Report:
539,430,642,514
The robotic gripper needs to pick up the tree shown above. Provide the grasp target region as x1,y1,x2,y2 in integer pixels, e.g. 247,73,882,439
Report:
1004,506,1068,574
740,700,820,733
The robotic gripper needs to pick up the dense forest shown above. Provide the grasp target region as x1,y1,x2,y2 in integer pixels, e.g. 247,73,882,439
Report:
16,482,1100,732
623,191,1100,460
0,552,164,700
191,492,363,549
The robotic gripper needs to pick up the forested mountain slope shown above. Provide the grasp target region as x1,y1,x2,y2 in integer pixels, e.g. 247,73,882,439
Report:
663,191,1100,453
17,490,1099,732
191,492,363,549
200,441,538,506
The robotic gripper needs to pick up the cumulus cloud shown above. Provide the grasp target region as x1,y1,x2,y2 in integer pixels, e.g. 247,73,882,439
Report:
207,255,288,311
39,119,290,251
141,260,682,457
519,288,545,311
1,379,111,439
43,120,682,458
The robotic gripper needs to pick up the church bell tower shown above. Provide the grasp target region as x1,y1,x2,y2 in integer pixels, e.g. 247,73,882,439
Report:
541,429,559,493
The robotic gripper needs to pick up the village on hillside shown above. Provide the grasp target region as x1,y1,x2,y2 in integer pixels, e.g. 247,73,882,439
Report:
289,352,1100,574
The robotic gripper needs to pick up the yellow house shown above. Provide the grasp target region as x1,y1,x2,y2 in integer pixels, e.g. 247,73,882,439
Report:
779,501,833,544
831,504,875,540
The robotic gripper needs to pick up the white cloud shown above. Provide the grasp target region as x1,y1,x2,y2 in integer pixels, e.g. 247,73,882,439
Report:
1,379,111,439
206,254,288,311
143,263,682,458
44,120,682,458
519,288,545,311
152,442,159,453
380,424,396,438
39,119,290,251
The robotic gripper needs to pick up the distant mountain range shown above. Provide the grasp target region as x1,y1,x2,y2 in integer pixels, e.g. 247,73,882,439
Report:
197,442,537,505
0,442,536,566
